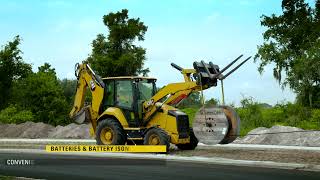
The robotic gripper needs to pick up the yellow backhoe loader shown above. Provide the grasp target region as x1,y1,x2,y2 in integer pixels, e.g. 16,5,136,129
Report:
69,55,250,151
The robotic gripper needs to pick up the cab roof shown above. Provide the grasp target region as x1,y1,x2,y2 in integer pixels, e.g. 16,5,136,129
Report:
102,76,157,80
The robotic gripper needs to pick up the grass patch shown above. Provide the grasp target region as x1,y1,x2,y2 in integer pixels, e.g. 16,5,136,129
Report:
181,107,200,125
0,176,15,180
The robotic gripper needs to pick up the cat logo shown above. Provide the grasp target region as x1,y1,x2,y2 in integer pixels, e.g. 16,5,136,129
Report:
146,99,154,106
90,80,95,90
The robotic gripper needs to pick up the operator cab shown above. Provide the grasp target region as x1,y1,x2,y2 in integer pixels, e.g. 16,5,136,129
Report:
102,77,157,127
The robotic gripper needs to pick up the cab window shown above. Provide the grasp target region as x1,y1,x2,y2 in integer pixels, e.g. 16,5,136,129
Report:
104,81,115,106
138,79,154,101
116,80,133,109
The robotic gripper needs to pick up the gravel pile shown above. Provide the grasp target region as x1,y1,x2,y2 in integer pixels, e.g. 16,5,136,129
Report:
0,122,92,139
233,125,320,146
48,123,91,139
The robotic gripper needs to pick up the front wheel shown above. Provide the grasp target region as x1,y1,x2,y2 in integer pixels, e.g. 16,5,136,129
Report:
144,128,170,153
96,118,127,145
176,128,198,150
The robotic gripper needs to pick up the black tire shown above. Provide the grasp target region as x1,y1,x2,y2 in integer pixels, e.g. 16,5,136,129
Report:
144,128,170,153
96,118,126,145
176,128,198,150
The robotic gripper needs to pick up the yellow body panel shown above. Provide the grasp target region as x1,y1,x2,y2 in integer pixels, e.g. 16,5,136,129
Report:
145,104,189,144
98,107,129,128
142,82,198,121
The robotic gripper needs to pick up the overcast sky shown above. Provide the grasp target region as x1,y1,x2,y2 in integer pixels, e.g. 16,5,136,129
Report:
1,0,315,106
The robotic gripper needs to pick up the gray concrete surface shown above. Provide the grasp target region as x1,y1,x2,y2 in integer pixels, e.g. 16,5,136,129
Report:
0,150,320,180
1,139,320,172
1,148,320,172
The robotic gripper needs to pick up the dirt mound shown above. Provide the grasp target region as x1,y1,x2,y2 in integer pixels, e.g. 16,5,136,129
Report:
233,125,320,146
0,121,55,138
48,123,91,139
0,122,92,139
19,122,55,138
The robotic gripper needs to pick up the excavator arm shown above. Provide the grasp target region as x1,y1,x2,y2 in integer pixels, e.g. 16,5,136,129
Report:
69,63,105,130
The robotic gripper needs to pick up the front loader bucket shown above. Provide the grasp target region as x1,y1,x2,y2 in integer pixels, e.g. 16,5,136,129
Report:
72,106,90,124
73,109,86,124
192,106,240,145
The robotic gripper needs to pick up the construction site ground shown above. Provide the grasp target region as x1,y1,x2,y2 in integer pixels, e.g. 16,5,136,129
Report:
171,145,320,166
1,139,319,170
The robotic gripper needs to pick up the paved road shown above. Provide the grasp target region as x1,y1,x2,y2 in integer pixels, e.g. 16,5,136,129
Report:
0,152,319,180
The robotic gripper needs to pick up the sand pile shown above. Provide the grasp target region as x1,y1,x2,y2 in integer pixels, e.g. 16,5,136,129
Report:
48,123,91,139
233,125,320,146
0,122,92,139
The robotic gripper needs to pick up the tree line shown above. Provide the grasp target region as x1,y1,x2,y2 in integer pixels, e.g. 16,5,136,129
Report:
255,0,320,108
0,9,149,125
0,36,73,125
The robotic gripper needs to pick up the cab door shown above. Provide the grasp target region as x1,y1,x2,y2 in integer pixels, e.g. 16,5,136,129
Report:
115,80,139,127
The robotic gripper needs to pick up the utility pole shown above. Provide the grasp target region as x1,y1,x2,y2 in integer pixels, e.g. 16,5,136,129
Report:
221,80,225,105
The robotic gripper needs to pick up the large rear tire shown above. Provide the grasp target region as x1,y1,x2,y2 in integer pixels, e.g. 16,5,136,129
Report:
144,128,170,153
96,118,127,145
176,128,198,150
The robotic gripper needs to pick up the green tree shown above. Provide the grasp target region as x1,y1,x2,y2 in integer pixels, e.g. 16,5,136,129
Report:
87,9,149,77
255,0,320,107
205,98,219,107
59,78,77,106
0,36,32,109
11,63,69,125
179,92,202,108
38,62,56,76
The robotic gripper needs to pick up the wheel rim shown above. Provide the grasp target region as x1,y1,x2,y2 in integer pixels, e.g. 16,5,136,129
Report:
100,127,114,145
148,134,160,145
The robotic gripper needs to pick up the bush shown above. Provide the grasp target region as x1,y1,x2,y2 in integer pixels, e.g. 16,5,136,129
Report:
181,107,200,125
0,105,34,124
311,109,320,123
10,64,70,126
236,97,267,135
261,106,286,125
237,98,320,135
